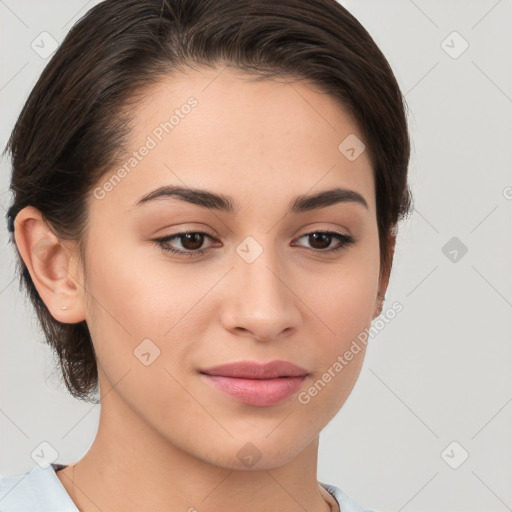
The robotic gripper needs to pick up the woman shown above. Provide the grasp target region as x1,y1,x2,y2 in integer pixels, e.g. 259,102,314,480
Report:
0,0,411,510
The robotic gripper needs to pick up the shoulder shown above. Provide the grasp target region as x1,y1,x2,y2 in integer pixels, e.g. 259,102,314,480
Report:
0,463,77,511
319,481,377,512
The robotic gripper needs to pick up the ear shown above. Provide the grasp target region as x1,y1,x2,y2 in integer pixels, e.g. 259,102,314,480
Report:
373,227,397,319
13,206,86,324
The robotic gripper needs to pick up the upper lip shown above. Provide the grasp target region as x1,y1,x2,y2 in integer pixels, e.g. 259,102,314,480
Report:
199,360,309,379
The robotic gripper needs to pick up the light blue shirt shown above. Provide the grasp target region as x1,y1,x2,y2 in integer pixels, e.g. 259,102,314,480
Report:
0,463,374,511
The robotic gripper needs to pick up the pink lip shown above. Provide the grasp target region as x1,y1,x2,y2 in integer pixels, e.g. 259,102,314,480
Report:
198,360,309,406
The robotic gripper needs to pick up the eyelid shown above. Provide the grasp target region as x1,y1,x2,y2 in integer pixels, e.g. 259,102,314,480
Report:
153,228,356,258
152,230,218,258
292,230,356,252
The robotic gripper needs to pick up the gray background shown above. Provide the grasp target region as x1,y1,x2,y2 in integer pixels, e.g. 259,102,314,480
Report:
1,1,511,511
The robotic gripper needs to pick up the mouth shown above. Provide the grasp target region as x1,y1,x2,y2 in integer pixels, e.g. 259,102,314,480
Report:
198,360,309,379
198,360,309,406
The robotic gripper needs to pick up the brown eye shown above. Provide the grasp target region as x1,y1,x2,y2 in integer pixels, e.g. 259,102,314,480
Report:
307,232,333,250
154,231,215,257
178,232,205,251
294,231,355,253
154,229,355,259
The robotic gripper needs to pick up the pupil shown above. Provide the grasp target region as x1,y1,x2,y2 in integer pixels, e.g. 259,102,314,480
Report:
183,233,203,250
310,233,330,249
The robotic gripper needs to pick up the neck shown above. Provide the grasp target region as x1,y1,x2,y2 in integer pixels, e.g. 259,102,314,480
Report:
56,385,335,512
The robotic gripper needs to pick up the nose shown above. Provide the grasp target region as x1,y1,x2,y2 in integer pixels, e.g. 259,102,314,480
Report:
219,247,302,342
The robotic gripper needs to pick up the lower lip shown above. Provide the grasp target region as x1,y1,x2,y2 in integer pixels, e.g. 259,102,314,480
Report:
200,374,307,406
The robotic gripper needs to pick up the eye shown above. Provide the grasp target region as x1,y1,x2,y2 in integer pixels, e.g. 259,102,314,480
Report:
292,230,356,253
153,231,216,258
153,229,356,258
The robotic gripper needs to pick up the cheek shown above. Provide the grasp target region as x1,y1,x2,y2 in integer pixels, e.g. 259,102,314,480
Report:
303,276,373,392
83,240,178,336
80,239,162,377
298,235,379,404
297,270,376,420
308,246,380,344
82,239,212,376
309,271,376,327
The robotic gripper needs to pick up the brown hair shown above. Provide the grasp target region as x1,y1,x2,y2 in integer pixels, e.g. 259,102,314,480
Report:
5,0,412,402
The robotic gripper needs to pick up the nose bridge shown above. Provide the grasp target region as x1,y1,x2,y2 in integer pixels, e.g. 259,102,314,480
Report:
222,233,301,340
237,234,289,308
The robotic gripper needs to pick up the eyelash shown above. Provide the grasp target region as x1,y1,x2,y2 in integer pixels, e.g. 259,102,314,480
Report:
153,230,356,258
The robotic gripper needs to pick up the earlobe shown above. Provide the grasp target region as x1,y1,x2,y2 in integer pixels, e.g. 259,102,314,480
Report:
13,206,86,324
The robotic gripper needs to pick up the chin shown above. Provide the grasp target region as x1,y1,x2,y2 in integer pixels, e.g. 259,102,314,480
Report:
199,433,313,471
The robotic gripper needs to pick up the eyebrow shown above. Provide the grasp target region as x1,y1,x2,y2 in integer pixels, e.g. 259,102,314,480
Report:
133,185,368,213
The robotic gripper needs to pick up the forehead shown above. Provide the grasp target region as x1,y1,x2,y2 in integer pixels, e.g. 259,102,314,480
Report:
91,67,375,215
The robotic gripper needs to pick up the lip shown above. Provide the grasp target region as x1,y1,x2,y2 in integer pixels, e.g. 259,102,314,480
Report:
199,360,309,379
198,360,309,407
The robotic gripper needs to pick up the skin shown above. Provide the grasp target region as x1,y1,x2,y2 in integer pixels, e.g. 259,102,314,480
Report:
14,66,394,512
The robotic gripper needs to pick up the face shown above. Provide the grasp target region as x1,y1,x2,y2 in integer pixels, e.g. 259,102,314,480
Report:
75,67,385,469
